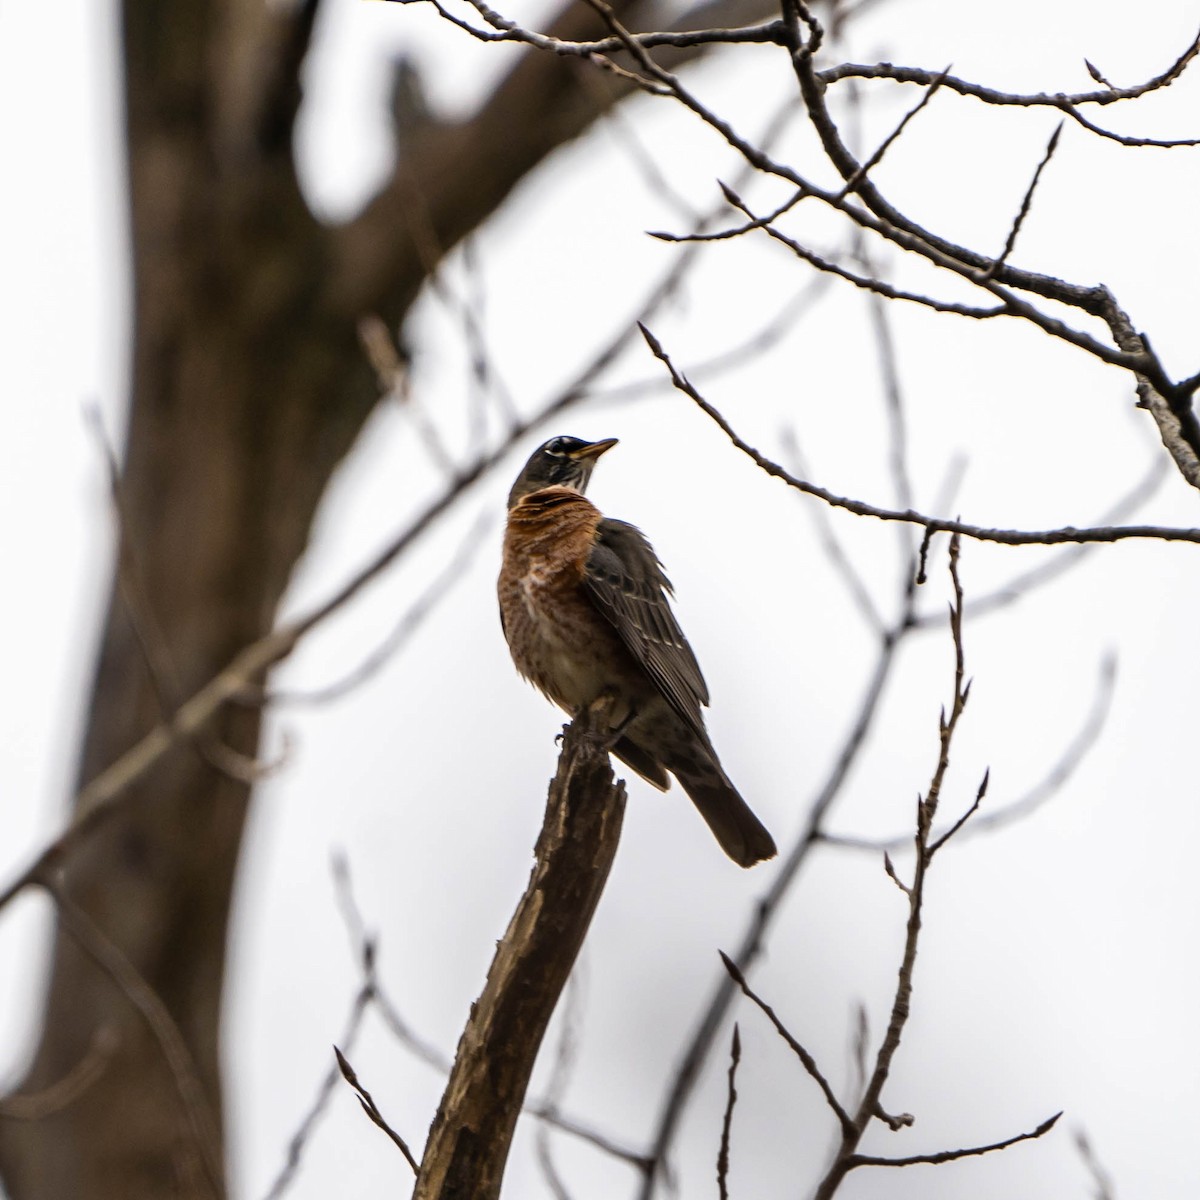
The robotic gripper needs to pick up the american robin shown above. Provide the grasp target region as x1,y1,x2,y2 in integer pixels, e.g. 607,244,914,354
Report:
498,435,777,867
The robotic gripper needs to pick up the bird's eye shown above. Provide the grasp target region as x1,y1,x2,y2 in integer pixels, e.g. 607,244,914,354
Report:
544,437,568,456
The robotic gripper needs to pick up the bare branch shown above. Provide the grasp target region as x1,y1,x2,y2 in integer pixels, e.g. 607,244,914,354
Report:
819,29,1200,112
721,189,1008,318
638,325,1200,546
422,0,787,55
719,953,853,1136
846,1111,1061,1169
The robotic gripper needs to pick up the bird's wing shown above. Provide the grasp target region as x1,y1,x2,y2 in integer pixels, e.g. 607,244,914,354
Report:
583,517,711,738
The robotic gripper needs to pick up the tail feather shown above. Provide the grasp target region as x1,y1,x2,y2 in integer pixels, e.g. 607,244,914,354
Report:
611,736,670,791
672,760,777,868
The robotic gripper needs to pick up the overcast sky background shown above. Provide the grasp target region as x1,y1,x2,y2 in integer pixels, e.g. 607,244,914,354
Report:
3,1,1200,1198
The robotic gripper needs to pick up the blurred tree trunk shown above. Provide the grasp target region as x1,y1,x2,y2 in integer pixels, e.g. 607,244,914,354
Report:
0,1,765,1196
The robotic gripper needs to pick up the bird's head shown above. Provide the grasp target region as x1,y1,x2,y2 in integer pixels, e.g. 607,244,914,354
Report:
506,435,618,508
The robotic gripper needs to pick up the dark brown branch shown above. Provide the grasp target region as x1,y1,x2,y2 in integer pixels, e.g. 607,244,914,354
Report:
411,703,626,1200
1100,293,1200,489
648,186,805,242
1057,103,1200,149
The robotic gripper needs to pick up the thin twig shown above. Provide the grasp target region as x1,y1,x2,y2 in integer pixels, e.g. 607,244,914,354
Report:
978,122,1063,280
534,967,587,1200
260,510,493,706
715,1025,740,1200
86,405,277,782
328,854,655,1174
846,1111,1061,1169
0,1026,117,1121
262,985,374,1200
334,1046,420,1172
928,767,989,855
835,66,950,199
1075,1127,1118,1200
780,428,885,634
44,882,224,1198
720,953,852,1135
820,652,1116,853
819,30,1200,112
912,455,1168,628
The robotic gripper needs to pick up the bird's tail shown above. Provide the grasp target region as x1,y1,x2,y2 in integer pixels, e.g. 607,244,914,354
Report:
672,758,777,868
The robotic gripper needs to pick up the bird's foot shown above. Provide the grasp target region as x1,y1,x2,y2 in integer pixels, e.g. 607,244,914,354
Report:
572,693,636,751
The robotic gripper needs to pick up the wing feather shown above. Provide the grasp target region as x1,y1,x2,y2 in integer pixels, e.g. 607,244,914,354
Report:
582,518,711,739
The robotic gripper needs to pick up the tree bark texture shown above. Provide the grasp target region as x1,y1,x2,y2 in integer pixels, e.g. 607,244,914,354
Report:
413,708,626,1200
0,2,765,1196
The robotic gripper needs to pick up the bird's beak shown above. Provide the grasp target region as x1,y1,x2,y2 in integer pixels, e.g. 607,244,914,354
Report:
571,437,618,462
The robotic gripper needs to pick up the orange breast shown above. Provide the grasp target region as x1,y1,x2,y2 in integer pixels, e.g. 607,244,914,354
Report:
499,487,639,714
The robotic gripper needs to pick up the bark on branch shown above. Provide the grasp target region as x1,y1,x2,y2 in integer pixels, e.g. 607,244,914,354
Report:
412,704,626,1200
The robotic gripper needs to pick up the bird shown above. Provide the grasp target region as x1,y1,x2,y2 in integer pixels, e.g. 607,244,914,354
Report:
498,435,777,867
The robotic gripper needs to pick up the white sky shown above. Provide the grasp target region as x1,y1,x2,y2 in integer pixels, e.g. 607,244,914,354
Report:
3,1,1200,1198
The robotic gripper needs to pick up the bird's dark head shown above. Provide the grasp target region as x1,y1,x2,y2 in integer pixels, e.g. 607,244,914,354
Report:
507,436,618,509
